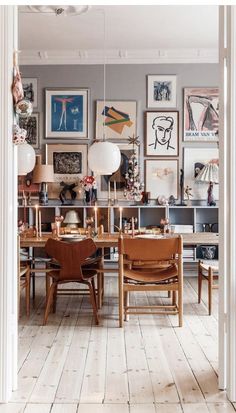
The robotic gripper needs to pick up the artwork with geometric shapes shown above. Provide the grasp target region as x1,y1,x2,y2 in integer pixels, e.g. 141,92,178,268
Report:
184,148,219,200
96,100,136,140
184,87,219,142
45,88,89,138
145,159,179,199
145,111,179,156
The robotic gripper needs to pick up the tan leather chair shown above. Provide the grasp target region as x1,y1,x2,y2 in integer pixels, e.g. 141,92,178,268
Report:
198,260,219,315
44,238,100,325
118,235,183,327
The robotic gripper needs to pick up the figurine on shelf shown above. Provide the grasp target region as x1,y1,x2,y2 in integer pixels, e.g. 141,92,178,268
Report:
207,181,216,206
59,181,77,205
184,185,193,205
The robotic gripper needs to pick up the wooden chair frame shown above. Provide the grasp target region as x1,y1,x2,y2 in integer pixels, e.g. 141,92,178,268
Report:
198,260,219,315
118,235,183,327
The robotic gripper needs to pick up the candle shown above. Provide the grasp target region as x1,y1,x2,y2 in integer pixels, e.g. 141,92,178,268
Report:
114,180,117,201
108,181,111,201
119,207,123,230
35,205,39,237
166,201,169,221
94,206,98,232
131,217,135,237
39,210,42,238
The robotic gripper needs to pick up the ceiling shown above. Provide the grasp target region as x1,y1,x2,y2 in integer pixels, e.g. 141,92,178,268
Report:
18,5,219,65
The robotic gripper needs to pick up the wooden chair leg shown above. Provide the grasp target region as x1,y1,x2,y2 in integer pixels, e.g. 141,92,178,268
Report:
119,276,124,328
25,267,31,317
168,291,171,298
198,261,202,304
124,291,129,321
52,283,58,313
97,272,103,309
172,290,177,306
178,285,183,327
88,279,99,325
208,267,213,315
46,273,51,302
43,281,56,325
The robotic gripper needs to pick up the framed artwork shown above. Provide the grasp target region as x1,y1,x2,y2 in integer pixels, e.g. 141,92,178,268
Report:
184,87,219,141
97,143,137,200
46,144,87,199
184,148,219,200
96,100,136,140
145,159,178,199
19,113,40,149
45,88,89,139
145,111,179,157
147,75,177,108
22,78,38,108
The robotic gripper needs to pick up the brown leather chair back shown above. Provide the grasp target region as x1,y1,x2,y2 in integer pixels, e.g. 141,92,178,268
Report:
45,238,97,281
119,236,182,261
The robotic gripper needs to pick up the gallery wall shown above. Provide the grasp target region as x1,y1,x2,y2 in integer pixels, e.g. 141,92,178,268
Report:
20,63,219,198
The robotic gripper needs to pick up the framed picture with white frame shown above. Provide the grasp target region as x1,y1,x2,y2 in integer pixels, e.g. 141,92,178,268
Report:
145,159,179,200
147,75,177,108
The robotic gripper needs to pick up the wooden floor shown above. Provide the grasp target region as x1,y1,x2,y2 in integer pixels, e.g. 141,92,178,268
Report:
6,273,236,413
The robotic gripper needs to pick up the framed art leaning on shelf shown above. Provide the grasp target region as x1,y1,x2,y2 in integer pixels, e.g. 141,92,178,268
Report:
46,144,88,199
145,159,179,200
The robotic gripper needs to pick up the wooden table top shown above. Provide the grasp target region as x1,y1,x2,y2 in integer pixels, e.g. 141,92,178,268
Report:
20,232,219,248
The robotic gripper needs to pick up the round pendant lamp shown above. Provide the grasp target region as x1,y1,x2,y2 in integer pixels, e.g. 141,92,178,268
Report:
18,142,36,175
88,9,121,176
88,141,121,175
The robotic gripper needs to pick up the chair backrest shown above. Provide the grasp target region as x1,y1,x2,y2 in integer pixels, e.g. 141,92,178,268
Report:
119,235,183,262
45,238,97,281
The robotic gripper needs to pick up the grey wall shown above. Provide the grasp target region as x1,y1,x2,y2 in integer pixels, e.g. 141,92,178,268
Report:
21,63,219,183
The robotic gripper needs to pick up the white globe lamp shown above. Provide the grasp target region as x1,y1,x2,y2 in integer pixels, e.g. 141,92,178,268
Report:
18,142,36,175
88,141,121,175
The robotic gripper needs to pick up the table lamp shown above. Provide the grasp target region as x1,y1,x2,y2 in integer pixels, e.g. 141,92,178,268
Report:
32,156,54,205
63,210,81,229
195,160,219,206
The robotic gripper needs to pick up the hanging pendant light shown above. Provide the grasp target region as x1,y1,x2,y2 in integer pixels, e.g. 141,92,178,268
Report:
18,142,36,175
88,9,121,176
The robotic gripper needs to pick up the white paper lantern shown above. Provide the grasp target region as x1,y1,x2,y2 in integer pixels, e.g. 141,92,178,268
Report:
88,141,121,175
18,143,36,175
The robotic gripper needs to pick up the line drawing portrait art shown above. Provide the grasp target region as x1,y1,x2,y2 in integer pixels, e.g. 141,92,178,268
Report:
96,101,136,140
45,89,89,138
145,111,179,157
184,87,219,141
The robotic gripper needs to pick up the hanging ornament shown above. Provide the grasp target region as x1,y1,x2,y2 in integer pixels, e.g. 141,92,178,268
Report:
13,124,27,145
15,99,33,118
12,51,24,104
124,134,144,202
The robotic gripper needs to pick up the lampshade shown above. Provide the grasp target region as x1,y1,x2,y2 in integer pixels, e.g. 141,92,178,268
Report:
32,164,54,183
88,141,121,175
18,143,36,175
63,210,81,227
195,162,219,184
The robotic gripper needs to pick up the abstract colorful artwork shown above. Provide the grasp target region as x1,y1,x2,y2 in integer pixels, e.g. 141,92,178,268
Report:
96,101,136,140
184,87,219,141
45,89,89,138
184,148,219,200
147,75,177,108
145,159,178,199
46,144,87,199
145,111,179,156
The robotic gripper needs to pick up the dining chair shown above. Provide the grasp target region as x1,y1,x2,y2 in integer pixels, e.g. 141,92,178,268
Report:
118,235,183,327
18,237,31,317
198,259,219,315
44,238,99,325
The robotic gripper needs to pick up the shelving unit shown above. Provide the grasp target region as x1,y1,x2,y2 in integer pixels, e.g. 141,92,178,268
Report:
18,202,219,264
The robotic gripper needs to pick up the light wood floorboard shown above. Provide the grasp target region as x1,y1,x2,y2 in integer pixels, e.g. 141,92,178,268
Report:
10,275,236,413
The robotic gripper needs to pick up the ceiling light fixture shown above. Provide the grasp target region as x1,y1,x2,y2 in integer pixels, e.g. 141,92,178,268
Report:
88,10,121,176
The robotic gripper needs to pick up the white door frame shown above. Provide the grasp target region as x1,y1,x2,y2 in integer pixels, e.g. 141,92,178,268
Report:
219,5,236,401
0,5,18,403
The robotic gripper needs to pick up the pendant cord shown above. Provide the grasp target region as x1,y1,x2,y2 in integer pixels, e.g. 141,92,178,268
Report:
103,8,106,142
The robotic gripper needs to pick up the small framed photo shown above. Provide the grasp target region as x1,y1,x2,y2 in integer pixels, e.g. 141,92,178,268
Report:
145,159,179,199
184,148,219,200
145,111,179,157
45,88,89,139
22,78,38,108
96,100,137,140
147,75,177,108
97,143,138,200
46,143,88,199
184,87,219,142
19,113,40,149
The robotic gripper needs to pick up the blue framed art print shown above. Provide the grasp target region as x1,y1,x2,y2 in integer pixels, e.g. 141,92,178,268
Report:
45,88,89,139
